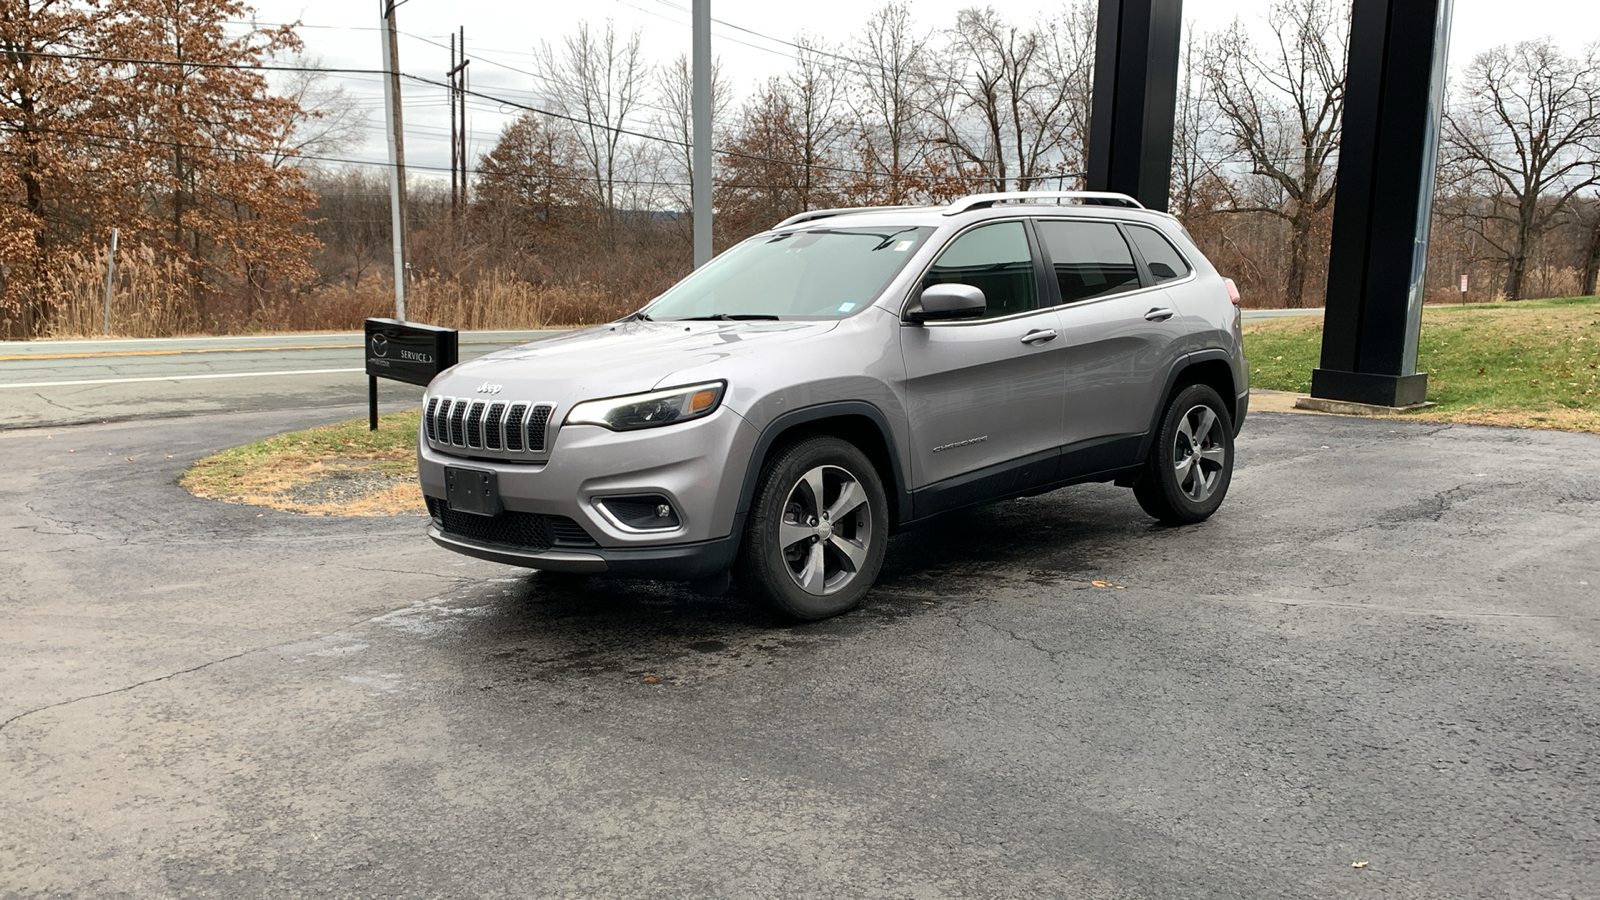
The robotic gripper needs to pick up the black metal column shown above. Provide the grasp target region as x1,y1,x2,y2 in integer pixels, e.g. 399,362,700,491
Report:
1086,0,1182,212
1313,0,1453,407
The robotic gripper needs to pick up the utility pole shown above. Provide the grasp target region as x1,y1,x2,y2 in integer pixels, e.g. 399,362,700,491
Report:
102,227,118,336
692,0,712,268
380,0,409,320
448,27,469,216
449,32,457,214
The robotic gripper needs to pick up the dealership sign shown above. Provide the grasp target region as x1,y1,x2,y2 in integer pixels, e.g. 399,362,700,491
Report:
364,318,460,428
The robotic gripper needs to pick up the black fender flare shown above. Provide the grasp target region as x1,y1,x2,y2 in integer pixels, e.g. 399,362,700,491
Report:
734,400,911,525
1136,349,1238,463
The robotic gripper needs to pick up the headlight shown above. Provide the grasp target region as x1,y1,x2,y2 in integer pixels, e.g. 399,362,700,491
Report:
565,381,726,431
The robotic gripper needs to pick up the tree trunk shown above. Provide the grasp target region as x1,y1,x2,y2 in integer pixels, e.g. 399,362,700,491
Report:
1286,214,1311,309
1503,199,1538,300
1582,217,1600,297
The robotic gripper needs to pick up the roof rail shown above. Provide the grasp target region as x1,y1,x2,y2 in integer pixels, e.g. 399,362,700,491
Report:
773,206,914,229
943,191,1145,215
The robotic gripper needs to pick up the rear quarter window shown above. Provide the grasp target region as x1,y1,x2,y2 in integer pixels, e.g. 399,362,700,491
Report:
1126,224,1194,284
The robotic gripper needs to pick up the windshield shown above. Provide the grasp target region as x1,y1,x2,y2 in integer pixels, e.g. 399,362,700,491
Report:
643,226,934,320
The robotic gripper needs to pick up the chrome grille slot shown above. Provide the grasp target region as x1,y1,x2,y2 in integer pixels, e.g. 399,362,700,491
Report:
484,403,507,450
448,401,467,446
465,401,487,448
526,404,553,452
424,397,440,441
504,403,529,452
434,399,453,444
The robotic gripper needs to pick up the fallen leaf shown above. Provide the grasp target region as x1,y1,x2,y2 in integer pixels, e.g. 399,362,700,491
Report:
642,675,661,684
124,457,132,461
1352,861,1368,869
1092,580,1112,587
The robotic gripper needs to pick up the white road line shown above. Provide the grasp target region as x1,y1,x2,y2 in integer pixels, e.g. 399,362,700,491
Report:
0,367,367,389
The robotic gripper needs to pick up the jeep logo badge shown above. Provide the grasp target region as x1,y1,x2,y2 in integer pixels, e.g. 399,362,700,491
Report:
476,383,502,394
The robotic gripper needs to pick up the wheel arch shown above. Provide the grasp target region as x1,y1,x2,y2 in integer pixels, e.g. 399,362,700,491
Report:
1137,351,1239,462
737,402,909,530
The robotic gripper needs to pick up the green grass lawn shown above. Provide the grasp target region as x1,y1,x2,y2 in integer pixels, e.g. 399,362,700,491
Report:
1244,296,1600,432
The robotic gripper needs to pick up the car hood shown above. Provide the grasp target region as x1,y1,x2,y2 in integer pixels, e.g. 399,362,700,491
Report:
429,319,840,406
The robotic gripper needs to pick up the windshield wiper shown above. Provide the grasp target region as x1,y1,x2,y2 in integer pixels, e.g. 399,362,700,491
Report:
681,313,780,321
621,310,653,322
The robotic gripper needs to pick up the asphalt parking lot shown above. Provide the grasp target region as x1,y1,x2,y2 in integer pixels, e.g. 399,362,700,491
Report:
2,407,1597,898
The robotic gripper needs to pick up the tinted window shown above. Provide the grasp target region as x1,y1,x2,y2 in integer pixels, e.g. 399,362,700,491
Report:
1035,221,1143,303
1126,224,1194,283
921,222,1038,319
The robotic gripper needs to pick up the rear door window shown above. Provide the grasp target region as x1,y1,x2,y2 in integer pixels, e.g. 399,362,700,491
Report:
1034,221,1143,304
1126,224,1194,284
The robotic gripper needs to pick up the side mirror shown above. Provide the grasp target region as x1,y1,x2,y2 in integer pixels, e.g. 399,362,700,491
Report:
906,283,986,323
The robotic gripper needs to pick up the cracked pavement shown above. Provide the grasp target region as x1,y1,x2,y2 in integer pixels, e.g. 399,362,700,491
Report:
2,407,1598,898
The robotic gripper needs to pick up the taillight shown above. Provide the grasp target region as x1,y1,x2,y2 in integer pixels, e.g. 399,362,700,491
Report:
1223,277,1240,305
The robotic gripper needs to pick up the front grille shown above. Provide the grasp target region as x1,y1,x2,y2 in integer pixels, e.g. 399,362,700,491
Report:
483,403,506,450
424,397,440,440
505,403,529,451
525,405,551,452
448,402,467,446
428,497,598,551
424,395,555,456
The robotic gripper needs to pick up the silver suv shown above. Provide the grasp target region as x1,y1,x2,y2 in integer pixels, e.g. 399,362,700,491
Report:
418,191,1247,620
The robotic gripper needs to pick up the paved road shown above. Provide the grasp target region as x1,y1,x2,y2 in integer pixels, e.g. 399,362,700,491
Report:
0,312,1318,430
0,330,558,430
3,407,1596,898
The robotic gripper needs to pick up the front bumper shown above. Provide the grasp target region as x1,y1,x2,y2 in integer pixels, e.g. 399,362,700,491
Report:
428,526,740,580
418,405,760,576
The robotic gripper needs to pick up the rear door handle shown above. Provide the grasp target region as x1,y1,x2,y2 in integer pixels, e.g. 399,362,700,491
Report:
1021,329,1058,345
1144,307,1176,322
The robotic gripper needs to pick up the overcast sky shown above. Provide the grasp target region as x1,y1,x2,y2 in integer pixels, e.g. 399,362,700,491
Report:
237,0,1599,181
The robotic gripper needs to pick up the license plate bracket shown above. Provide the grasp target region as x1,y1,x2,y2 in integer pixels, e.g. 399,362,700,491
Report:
444,466,502,517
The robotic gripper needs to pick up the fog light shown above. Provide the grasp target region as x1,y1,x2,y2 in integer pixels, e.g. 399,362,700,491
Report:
597,494,682,530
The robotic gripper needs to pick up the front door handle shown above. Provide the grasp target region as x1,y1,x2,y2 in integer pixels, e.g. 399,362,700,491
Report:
1021,329,1058,345
1144,307,1176,322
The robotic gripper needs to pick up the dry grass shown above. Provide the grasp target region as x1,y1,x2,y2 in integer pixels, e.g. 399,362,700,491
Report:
32,251,658,338
183,410,427,516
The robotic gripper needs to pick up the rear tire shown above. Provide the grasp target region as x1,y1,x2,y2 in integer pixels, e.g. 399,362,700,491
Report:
1134,383,1235,525
735,436,889,621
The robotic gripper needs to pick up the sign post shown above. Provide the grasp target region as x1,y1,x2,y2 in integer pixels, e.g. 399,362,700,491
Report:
1459,274,1468,303
364,318,459,430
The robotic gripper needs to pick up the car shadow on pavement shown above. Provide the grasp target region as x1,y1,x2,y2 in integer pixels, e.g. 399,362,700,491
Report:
430,487,1144,687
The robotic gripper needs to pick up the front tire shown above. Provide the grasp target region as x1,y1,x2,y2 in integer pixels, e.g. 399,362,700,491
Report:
1133,383,1235,525
735,436,889,621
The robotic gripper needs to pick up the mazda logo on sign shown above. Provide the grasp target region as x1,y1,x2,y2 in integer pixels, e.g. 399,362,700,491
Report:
370,333,389,358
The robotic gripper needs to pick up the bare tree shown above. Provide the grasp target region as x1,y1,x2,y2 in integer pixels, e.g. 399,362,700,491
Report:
1444,39,1600,300
654,50,729,240
1204,0,1347,308
846,2,933,203
927,7,1092,193
536,21,646,250
266,53,371,169
786,36,848,209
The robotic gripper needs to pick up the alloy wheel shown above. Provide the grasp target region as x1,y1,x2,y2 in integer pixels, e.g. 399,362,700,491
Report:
779,464,873,596
1173,403,1228,502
